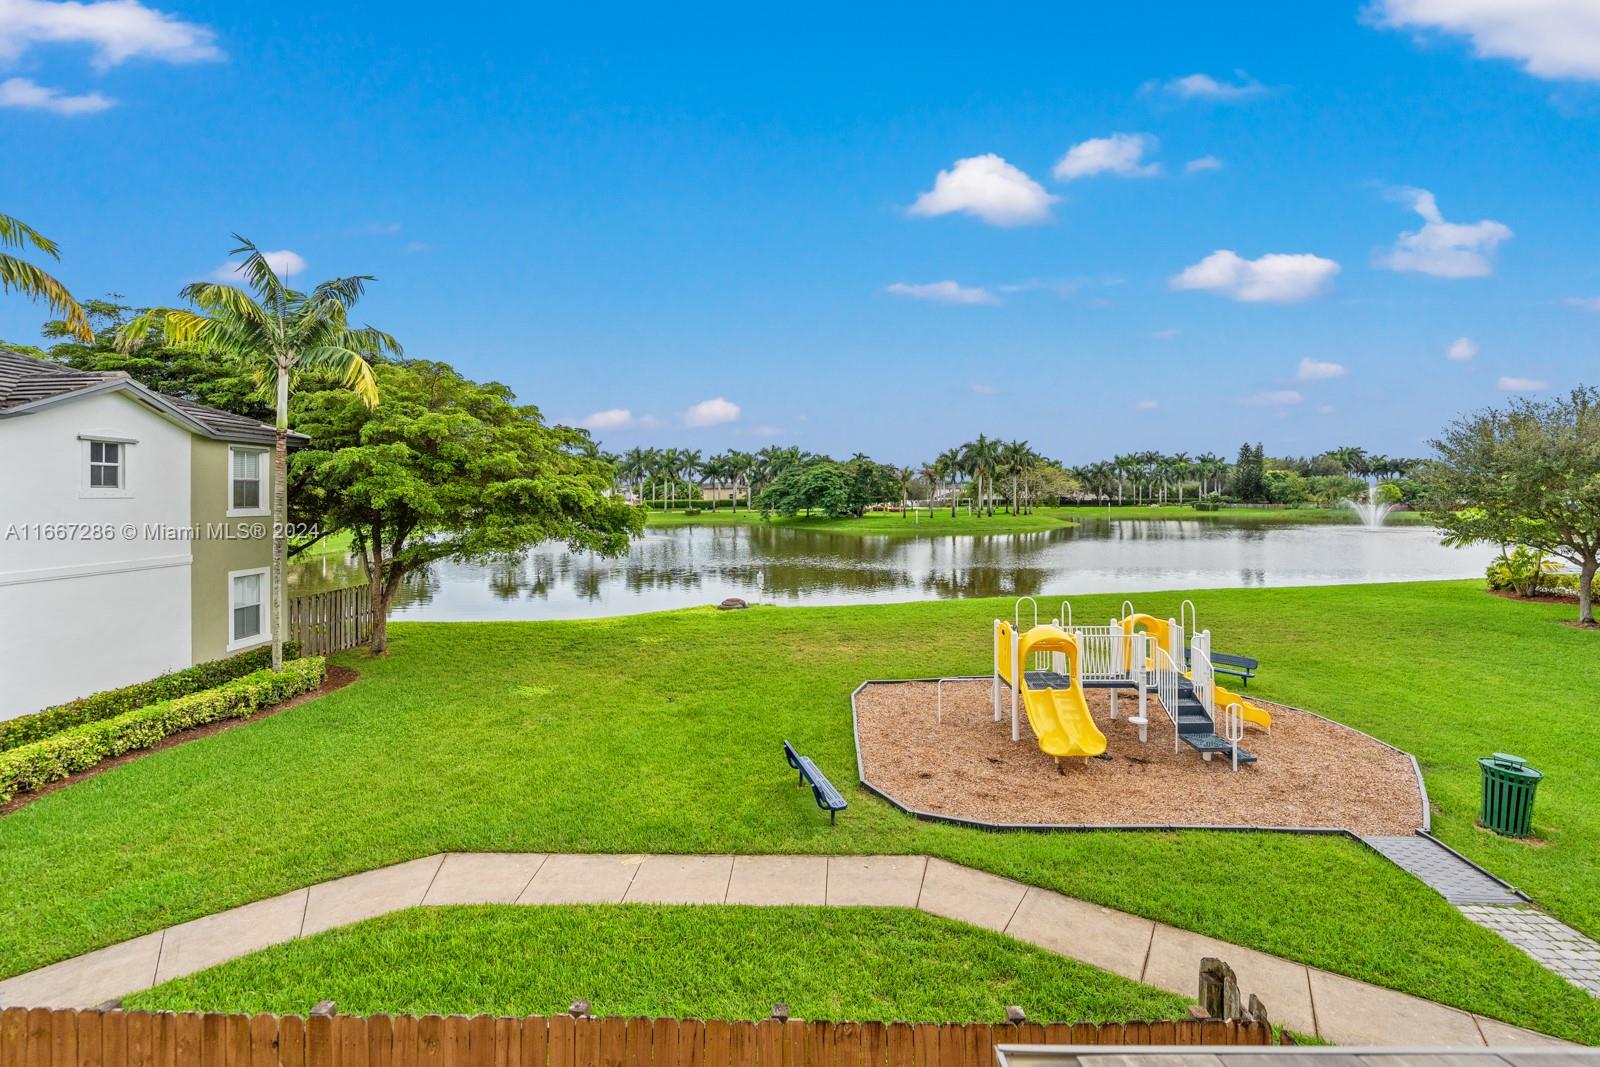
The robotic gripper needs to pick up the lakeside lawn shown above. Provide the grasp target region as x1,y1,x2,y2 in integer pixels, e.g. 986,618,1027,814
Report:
643,508,1075,535
125,905,1190,1022
2,582,1597,1040
643,505,1432,534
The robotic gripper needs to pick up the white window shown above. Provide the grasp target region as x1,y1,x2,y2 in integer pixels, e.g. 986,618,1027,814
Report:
79,435,135,496
229,447,268,515
89,440,122,488
229,568,270,649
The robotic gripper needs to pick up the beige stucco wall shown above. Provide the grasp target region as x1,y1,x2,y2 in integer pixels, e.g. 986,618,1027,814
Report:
189,438,273,663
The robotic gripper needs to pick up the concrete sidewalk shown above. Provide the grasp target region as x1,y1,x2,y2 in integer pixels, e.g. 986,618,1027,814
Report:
0,853,1574,1049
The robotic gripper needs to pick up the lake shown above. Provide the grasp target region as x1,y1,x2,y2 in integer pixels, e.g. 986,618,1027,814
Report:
288,519,1496,621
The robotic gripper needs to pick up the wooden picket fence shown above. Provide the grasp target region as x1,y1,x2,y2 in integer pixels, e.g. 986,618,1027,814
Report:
288,586,372,656
0,1008,1278,1067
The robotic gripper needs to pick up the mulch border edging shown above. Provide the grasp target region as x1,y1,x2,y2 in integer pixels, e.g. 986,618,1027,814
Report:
0,664,360,817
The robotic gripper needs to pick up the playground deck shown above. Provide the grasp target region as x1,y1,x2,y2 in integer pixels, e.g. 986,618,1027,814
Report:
852,679,1424,834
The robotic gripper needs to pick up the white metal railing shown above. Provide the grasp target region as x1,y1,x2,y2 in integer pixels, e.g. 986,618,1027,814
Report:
1014,596,1038,630
1180,599,1198,642
1189,634,1215,721
1057,600,1073,628
1219,701,1245,771
1149,644,1184,753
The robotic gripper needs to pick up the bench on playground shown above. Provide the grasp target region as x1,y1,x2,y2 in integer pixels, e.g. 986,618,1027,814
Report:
1207,651,1259,686
783,740,847,824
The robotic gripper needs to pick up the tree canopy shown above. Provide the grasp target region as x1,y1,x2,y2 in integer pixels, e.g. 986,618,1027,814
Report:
1423,386,1600,625
291,359,643,650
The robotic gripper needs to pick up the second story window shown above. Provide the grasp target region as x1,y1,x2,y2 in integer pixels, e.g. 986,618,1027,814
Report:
88,440,122,488
231,448,265,512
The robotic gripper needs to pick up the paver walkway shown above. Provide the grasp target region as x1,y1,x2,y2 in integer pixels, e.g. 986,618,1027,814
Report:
1362,836,1600,999
0,853,1574,1050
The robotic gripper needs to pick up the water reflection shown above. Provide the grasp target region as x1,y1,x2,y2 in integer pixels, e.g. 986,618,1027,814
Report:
288,519,1495,621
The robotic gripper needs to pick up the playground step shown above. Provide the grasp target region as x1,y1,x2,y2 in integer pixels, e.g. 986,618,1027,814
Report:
1180,732,1257,763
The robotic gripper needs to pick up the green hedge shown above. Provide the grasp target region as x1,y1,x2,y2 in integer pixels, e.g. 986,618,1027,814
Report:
0,643,301,753
0,657,326,804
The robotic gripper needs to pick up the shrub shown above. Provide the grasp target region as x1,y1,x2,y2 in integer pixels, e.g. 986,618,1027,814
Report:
1193,501,1219,512
0,657,326,803
0,643,301,752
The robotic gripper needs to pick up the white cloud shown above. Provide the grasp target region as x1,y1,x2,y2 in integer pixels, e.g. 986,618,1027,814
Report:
1296,357,1349,381
885,280,1000,305
683,397,740,428
212,249,306,281
1185,155,1223,173
636,414,664,430
1152,71,1268,101
1169,249,1340,303
1240,390,1304,407
1377,187,1512,278
404,241,430,254
1447,336,1480,361
579,408,633,430
1052,133,1160,181
1151,328,1181,339
1317,404,1337,415
1366,0,1600,82
1133,399,1159,411
1562,296,1600,312
907,154,1057,226
0,0,223,68
970,383,1000,396
0,75,111,113
1497,376,1549,391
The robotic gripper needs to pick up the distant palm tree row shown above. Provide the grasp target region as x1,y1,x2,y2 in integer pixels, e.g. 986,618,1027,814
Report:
608,439,1424,513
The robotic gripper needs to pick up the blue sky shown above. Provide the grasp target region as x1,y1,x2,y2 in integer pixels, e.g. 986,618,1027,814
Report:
4,0,1599,465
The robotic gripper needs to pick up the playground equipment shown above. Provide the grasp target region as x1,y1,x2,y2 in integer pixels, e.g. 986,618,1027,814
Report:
993,597,1267,771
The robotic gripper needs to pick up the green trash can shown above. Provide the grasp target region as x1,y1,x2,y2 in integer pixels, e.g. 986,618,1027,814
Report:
1479,752,1542,837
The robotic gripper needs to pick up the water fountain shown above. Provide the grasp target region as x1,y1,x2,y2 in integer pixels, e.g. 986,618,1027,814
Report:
1344,475,1396,529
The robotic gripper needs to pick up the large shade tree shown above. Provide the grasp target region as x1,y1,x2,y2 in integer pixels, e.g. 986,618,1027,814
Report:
2,213,90,341
118,238,399,668
291,359,643,651
1423,386,1600,625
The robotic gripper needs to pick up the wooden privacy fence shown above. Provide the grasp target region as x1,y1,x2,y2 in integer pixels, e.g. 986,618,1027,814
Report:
0,1008,1277,1067
288,585,372,656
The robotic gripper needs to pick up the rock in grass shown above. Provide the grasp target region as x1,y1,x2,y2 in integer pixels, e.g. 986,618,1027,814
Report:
718,598,748,611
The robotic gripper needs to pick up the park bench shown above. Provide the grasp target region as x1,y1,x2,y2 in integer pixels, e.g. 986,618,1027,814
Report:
1208,651,1259,686
783,740,847,824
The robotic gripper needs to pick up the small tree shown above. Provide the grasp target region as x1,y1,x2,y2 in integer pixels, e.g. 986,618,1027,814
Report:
292,359,643,652
1,213,90,341
1423,387,1600,625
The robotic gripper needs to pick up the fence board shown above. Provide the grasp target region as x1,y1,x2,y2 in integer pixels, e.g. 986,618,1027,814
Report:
279,1018,305,1067
100,1015,124,1067
75,1011,101,1067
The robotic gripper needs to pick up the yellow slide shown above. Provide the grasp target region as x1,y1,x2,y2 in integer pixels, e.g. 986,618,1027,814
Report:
1214,681,1272,731
1016,625,1107,759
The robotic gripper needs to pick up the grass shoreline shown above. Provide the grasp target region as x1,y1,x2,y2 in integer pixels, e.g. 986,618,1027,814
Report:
644,505,1432,535
2,581,1596,1041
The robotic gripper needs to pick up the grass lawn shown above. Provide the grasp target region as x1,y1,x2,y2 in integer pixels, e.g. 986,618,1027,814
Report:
1045,505,1432,525
2,582,1598,1041
644,509,1075,536
124,905,1191,1022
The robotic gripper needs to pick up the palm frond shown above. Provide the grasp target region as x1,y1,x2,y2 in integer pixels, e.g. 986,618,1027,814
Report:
311,275,373,310
0,214,60,258
298,344,380,407
227,234,292,321
0,252,90,340
180,281,274,334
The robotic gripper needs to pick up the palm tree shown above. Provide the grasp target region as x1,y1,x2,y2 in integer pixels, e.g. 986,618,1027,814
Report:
703,452,734,511
726,450,755,510
919,460,941,514
2,213,90,341
935,448,961,516
118,237,397,667
619,447,649,501
677,449,704,509
999,439,1032,514
961,435,1001,517
895,466,915,513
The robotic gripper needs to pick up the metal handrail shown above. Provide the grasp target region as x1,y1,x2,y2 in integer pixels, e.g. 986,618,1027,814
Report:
1149,645,1183,753
1014,596,1038,630
1219,701,1245,772
1058,600,1073,628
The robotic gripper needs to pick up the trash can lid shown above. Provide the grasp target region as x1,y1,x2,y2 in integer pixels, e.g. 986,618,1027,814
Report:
1491,752,1526,766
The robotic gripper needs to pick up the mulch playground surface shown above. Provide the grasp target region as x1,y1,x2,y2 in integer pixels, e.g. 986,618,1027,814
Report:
854,680,1424,835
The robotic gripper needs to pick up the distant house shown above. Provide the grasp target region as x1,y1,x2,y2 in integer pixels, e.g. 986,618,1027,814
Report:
0,350,302,718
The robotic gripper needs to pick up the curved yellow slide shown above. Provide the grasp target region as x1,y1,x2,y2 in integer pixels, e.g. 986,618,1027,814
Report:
1214,681,1272,731
1016,625,1107,759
